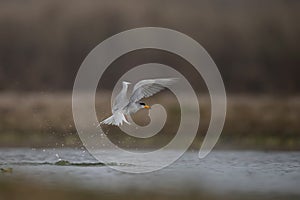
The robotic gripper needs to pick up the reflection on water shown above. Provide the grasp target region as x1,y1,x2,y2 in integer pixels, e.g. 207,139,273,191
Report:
0,148,300,196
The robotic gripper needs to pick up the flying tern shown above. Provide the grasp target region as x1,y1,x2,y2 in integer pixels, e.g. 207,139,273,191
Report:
100,78,177,126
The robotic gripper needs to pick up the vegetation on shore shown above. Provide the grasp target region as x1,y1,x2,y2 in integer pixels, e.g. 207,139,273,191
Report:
0,93,299,150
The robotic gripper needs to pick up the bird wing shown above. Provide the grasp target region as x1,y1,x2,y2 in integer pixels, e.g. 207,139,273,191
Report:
112,81,130,113
129,78,177,103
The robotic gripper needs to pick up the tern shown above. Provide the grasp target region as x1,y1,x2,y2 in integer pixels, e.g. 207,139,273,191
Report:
100,78,177,126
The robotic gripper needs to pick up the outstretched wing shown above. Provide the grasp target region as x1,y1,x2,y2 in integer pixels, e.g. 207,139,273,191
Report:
112,81,130,113
129,78,177,103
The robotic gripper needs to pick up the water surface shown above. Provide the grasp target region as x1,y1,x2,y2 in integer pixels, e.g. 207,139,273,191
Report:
0,148,299,196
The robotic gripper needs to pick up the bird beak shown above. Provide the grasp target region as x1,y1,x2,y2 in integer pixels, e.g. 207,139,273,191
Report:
144,105,151,109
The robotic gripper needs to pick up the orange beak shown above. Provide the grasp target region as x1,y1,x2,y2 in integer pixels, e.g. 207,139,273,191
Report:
144,105,151,109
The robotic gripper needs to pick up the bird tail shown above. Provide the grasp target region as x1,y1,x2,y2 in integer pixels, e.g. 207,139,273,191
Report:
100,112,130,126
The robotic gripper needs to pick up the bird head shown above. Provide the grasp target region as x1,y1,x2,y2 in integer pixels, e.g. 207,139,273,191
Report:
139,102,150,109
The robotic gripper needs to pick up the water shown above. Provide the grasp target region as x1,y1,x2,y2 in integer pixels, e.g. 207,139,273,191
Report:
0,148,300,196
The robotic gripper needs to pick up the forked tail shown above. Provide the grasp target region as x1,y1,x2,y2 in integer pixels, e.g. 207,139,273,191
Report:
100,112,130,126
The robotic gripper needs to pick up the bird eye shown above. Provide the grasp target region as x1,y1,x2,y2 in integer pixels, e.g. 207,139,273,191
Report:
139,102,145,106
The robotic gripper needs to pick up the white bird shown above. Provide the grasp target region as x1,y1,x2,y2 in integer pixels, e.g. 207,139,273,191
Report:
100,78,177,126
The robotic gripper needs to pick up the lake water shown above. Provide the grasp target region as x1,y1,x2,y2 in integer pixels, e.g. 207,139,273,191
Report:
0,148,300,197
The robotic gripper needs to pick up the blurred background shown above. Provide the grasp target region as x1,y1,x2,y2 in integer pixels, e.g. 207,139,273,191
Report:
0,0,300,199
0,0,299,149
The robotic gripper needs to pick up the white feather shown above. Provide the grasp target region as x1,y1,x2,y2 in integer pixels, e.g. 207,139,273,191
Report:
100,78,177,126
101,112,130,126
